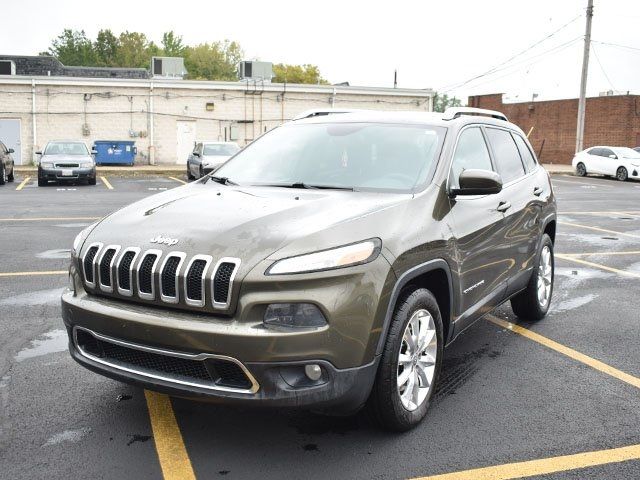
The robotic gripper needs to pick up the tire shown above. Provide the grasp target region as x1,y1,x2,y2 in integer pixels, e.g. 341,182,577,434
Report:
576,162,587,177
369,288,443,431
88,176,96,186
199,165,204,179
616,166,628,182
0,165,5,185
7,167,14,182
511,233,554,321
38,177,47,187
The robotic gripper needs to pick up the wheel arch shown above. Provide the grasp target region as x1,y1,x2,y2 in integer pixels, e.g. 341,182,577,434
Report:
376,259,454,356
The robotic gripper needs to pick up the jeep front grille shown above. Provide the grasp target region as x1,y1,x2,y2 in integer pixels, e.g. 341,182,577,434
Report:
74,327,258,393
80,245,240,312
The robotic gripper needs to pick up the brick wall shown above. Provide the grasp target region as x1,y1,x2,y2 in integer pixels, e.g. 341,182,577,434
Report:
468,93,640,164
0,77,432,164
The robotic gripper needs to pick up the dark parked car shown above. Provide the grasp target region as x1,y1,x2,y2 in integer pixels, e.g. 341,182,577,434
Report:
63,108,556,431
186,141,240,180
0,140,15,185
37,141,96,186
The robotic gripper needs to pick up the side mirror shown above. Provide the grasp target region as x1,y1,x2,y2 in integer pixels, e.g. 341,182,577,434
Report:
450,169,503,197
193,152,200,157
91,149,97,155
35,151,42,155
7,148,14,154
608,154,617,159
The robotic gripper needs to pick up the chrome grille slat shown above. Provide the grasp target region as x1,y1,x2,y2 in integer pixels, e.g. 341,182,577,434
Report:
82,247,239,312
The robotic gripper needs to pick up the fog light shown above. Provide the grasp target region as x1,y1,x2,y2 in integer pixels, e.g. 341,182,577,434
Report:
264,303,327,328
304,364,322,381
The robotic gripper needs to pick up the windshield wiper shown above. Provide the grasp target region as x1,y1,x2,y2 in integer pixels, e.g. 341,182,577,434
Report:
260,182,354,191
206,176,238,186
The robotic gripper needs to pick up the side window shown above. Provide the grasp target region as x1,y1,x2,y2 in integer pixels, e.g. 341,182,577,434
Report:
485,128,525,184
513,134,538,172
587,147,601,156
601,148,616,159
450,127,493,189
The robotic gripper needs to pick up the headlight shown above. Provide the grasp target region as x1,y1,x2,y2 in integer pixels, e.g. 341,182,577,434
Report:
80,161,94,168
266,239,381,275
41,161,54,168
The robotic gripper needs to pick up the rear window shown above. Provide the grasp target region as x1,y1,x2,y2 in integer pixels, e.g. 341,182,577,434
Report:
513,134,537,172
486,128,525,183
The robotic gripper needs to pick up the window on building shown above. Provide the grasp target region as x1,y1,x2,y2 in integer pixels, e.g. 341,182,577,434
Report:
486,128,525,184
450,127,494,189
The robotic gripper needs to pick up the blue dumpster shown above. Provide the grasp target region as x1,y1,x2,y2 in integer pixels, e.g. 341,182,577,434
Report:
92,140,137,165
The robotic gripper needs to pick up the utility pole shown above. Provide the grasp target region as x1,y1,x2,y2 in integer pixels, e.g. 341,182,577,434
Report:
575,0,594,153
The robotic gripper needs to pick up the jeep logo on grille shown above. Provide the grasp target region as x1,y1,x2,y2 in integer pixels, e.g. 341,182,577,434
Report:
150,235,179,246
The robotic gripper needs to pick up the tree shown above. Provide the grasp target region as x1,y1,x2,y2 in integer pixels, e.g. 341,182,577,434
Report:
161,31,185,57
432,92,462,112
94,29,119,67
113,31,155,68
46,29,96,66
272,63,328,84
184,40,243,81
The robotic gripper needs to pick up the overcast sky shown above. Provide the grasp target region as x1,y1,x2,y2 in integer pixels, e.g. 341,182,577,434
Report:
2,0,639,103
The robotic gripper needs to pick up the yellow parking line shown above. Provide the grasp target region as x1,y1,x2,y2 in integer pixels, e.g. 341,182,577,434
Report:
168,176,187,185
101,176,114,190
486,315,640,389
559,250,640,257
15,177,31,191
412,443,640,480
0,270,67,277
555,254,640,278
558,221,640,239
144,391,196,480
0,216,100,222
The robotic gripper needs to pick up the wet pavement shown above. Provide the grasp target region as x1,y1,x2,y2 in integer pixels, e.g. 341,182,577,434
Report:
1,173,639,479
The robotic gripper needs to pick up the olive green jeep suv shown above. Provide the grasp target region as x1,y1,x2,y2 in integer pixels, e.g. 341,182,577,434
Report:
62,107,556,431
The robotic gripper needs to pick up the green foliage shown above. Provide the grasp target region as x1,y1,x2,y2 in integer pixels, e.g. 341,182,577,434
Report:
41,30,327,83
184,40,243,81
272,64,328,84
432,92,462,113
47,29,96,66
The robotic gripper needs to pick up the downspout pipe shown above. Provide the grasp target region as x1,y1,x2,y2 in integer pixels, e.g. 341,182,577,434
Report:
31,78,37,165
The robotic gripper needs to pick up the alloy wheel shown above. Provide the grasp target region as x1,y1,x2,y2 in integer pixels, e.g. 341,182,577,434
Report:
617,167,628,181
537,245,553,307
397,309,437,411
576,163,586,176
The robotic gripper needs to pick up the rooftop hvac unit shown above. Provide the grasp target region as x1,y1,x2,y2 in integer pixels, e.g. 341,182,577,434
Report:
238,61,273,82
152,57,187,79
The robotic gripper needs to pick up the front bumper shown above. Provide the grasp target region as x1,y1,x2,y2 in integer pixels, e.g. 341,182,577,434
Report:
40,166,96,181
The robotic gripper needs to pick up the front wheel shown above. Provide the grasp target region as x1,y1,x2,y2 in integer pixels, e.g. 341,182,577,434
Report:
511,233,554,321
0,165,5,185
617,167,628,182
369,288,443,431
576,162,587,177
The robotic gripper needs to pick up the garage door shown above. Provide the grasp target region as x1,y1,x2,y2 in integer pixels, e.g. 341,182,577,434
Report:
0,119,21,165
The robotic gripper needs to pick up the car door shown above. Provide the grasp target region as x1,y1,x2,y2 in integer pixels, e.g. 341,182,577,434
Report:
447,126,512,325
599,148,618,176
586,148,606,174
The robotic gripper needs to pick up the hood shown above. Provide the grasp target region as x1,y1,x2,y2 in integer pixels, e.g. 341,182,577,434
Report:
85,182,410,274
41,154,93,163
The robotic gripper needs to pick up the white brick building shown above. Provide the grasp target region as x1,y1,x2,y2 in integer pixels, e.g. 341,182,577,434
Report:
0,76,433,165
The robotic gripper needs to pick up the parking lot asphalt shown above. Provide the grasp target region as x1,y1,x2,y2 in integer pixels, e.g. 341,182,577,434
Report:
1,173,639,479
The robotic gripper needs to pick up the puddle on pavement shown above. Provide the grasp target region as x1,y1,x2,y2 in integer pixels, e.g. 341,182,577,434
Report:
15,329,68,362
551,294,596,313
43,427,91,446
0,288,64,307
36,249,71,259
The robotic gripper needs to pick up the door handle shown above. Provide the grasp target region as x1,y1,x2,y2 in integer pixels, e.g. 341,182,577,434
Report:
533,187,543,196
497,201,511,212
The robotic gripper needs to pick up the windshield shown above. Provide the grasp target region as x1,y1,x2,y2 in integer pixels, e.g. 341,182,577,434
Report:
44,142,89,155
214,123,446,192
203,144,240,156
616,147,640,159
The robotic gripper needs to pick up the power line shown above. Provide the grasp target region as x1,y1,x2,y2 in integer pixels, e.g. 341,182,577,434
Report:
591,44,616,91
591,40,640,52
439,14,582,93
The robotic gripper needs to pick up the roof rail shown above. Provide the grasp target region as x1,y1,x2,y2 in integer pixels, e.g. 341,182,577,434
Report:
291,108,363,121
443,107,508,122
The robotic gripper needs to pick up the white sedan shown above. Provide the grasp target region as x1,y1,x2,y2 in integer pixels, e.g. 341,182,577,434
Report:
572,146,640,181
